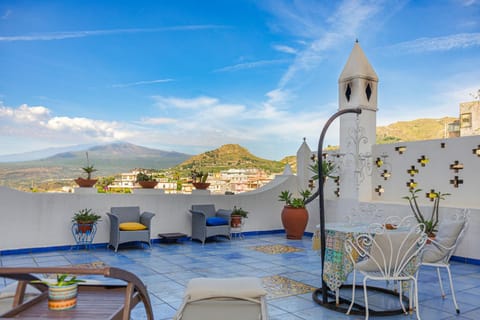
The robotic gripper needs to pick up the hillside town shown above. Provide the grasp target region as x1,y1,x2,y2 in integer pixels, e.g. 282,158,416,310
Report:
105,168,277,194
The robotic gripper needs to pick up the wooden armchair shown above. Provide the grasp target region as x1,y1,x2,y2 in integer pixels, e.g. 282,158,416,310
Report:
0,266,153,320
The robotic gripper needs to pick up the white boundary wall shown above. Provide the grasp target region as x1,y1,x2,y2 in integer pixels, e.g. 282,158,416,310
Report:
0,173,333,252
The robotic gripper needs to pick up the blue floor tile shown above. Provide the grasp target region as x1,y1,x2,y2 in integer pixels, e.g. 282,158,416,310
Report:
1,234,480,319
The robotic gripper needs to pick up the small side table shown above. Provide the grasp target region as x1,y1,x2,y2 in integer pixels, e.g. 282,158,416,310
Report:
158,233,187,243
230,219,245,239
71,223,97,249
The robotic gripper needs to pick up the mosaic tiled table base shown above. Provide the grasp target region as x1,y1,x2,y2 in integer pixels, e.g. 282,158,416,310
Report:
248,244,304,254
262,275,316,299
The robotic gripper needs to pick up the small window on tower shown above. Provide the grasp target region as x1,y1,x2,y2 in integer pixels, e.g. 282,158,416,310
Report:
461,113,471,128
345,84,351,102
365,83,372,101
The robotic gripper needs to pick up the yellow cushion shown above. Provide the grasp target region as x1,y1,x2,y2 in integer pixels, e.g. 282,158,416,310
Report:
119,222,147,231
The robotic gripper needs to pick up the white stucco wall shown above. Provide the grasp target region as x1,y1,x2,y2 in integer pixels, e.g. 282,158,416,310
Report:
0,174,302,252
371,136,479,207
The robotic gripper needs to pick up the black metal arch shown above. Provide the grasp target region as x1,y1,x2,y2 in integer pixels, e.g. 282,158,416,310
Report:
308,108,411,316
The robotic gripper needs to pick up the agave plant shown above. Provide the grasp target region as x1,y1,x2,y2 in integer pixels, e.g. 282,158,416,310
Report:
278,190,312,208
32,274,85,287
309,160,337,183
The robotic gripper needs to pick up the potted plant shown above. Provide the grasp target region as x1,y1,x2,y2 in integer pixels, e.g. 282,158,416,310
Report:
230,206,249,228
31,274,85,310
191,170,210,189
72,208,102,233
403,188,450,237
136,172,158,188
74,152,98,188
278,189,312,239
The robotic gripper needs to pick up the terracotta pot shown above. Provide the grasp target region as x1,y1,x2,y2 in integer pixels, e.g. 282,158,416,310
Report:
77,222,94,233
138,181,158,188
281,206,308,240
192,182,210,190
74,178,97,188
426,233,436,244
48,283,78,310
231,215,242,228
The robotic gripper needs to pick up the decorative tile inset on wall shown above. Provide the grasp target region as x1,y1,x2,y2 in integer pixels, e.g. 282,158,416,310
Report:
450,176,464,188
395,146,407,154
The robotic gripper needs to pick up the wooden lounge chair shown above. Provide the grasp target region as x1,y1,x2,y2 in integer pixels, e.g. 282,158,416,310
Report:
0,266,153,320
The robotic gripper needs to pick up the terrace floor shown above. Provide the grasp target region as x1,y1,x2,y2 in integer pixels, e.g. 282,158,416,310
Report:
1,234,480,320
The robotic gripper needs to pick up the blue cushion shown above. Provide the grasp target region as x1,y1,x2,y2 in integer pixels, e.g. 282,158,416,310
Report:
206,217,229,226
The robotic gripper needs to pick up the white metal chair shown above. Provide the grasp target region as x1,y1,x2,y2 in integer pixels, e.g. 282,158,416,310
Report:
417,209,469,314
345,220,427,320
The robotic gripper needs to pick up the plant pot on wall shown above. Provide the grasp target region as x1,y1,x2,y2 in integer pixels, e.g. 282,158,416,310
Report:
74,178,97,188
281,206,309,240
138,181,158,189
192,182,210,190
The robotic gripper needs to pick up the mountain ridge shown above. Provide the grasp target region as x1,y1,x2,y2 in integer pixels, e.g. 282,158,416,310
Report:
0,116,462,191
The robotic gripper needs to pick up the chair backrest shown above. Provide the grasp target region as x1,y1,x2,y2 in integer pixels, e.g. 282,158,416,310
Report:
191,205,216,218
383,215,417,229
111,206,141,223
346,222,427,278
422,209,469,263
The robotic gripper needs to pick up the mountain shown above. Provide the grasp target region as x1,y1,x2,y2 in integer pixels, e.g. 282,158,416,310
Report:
0,144,97,162
376,117,457,143
174,144,286,174
0,142,192,190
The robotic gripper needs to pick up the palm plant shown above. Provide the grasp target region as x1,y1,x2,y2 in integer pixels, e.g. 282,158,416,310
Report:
81,152,97,179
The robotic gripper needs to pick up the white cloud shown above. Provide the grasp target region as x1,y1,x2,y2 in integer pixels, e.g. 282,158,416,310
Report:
209,104,246,118
278,1,381,87
0,103,133,142
459,0,478,6
140,117,178,125
152,95,219,109
388,33,480,53
214,59,289,72
0,25,227,42
273,45,298,54
1,9,12,19
111,79,173,88
0,104,50,123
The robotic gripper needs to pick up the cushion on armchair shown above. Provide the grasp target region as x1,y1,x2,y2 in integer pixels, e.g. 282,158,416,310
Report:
119,222,147,231
206,217,229,226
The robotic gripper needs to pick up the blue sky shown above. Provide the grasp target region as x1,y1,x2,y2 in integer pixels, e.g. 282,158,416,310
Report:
0,0,479,160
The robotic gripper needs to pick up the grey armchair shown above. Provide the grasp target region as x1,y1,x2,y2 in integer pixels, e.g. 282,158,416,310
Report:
190,204,231,244
107,206,155,252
